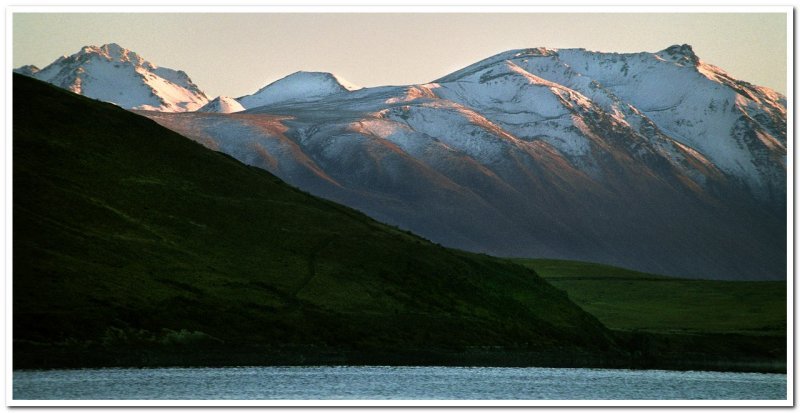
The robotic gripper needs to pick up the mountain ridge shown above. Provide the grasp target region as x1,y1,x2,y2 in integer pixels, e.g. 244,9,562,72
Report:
16,43,786,280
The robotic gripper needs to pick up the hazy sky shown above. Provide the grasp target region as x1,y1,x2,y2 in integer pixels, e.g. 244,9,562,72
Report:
12,13,788,98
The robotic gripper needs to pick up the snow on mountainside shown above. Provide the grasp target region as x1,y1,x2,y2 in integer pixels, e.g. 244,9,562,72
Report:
134,44,788,279
197,96,245,113
237,71,360,109
433,44,786,202
15,43,208,112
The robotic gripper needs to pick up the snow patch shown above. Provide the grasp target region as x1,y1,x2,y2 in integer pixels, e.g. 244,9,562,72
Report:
238,71,359,109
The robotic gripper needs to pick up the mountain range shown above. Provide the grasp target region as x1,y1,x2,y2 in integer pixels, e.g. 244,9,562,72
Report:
13,72,620,368
16,43,787,280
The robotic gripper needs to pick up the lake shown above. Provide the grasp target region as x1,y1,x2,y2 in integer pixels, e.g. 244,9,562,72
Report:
13,366,786,401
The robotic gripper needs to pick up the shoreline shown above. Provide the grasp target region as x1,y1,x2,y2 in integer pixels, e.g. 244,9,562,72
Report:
13,343,786,374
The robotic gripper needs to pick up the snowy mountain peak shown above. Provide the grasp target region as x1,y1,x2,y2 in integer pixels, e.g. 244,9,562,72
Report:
286,71,361,91
197,96,245,113
79,43,145,65
237,71,360,109
657,44,699,66
16,43,208,112
513,47,559,58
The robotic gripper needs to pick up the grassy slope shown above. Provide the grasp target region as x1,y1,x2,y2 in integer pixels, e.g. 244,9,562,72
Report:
13,74,617,368
517,259,786,335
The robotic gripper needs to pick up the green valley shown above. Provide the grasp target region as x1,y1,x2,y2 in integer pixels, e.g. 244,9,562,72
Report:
517,259,786,335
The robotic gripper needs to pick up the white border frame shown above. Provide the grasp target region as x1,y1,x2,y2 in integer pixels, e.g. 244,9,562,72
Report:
3,3,794,408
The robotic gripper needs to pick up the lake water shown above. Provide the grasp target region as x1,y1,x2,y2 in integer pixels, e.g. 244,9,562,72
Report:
13,366,786,400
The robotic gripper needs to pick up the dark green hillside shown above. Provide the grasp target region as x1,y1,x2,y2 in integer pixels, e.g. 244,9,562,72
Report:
13,74,614,368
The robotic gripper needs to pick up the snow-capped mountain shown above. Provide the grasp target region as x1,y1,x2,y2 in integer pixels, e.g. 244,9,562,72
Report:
237,71,360,109
129,45,789,279
197,96,245,113
15,43,208,112
432,45,785,203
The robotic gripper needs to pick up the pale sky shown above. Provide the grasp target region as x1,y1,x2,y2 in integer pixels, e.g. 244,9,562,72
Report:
12,13,788,98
